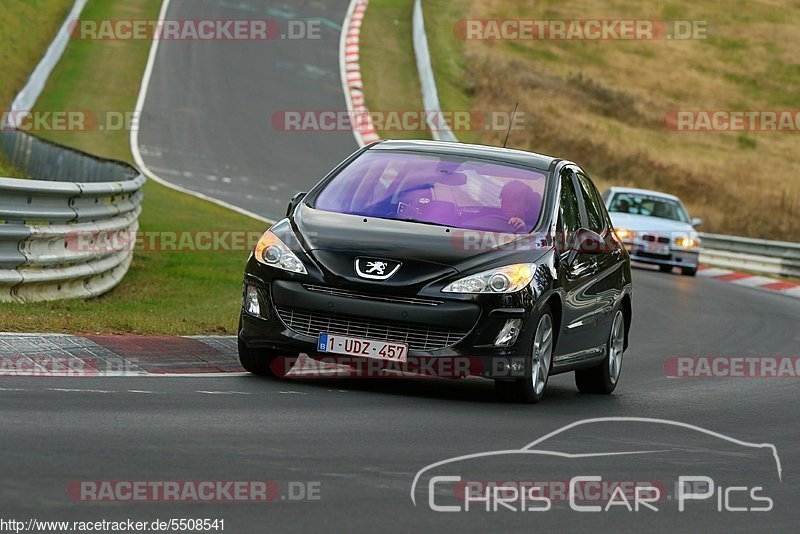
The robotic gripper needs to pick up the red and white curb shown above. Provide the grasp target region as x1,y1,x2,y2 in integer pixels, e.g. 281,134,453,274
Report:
697,266,800,299
0,334,244,377
0,334,348,378
341,0,380,146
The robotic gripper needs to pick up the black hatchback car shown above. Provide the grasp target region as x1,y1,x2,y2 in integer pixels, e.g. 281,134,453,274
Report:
239,140,632,403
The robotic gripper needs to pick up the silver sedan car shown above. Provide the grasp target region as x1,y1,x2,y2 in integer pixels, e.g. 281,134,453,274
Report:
602,187,702,276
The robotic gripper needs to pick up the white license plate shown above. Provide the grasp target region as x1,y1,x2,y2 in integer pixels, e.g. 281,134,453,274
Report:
644,243,670,256
317,334,408,362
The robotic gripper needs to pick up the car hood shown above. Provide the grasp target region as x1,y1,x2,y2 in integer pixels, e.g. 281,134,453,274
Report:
289,204,549,288
609,212,695,234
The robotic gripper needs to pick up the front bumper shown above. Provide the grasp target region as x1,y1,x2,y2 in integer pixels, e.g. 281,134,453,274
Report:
238,275,544,380
624,242,699,269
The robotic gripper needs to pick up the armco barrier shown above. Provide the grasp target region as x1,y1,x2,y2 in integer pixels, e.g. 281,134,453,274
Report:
699,233,800,278
0,129,144,303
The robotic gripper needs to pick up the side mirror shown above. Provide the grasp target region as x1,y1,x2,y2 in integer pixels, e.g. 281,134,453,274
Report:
565,228,605,266
691,217,702,227
286,192,307,218
576,229,605,255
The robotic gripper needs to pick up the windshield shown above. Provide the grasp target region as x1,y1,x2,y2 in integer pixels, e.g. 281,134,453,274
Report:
609,192,689,223
312,150,548,233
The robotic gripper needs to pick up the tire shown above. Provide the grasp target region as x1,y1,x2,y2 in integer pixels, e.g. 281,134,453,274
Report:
681,267,697,277
575,309,625,395
237,316,298,377
495,305,554,404
238,337,281,376
659,265,672,273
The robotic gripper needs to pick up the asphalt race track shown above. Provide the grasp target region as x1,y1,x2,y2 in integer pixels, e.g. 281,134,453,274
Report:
1,268,799,531
136,0,356,219
3,0,799,532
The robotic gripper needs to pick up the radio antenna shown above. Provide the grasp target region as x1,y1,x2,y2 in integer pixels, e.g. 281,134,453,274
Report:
502,102,518,149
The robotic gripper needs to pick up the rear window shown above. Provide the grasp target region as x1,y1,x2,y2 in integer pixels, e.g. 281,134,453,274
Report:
312,151,548,233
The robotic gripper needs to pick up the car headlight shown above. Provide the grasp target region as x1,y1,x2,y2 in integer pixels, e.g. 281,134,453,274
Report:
254,231,307,274
442,263,535,294
614,227,632,240
674,236,699,248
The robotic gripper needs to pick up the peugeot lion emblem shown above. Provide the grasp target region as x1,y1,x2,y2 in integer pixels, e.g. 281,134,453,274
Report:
355,257,401,280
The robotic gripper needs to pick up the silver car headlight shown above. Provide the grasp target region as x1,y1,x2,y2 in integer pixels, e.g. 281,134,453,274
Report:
254,231,307,274
442,263,535,294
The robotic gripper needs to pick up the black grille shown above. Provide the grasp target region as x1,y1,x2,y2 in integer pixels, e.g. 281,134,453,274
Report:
275,306,469,351
642,234,670,244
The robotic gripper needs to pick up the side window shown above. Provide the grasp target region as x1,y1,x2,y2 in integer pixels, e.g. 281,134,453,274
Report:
559,172,581,235
576,173,605,233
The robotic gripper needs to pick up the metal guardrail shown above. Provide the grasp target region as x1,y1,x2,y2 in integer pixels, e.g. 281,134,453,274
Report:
412,0,458,142
700,233,800,278
0,129,144,303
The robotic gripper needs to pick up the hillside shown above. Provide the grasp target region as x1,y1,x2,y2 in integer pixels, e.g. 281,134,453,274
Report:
422,0,800,239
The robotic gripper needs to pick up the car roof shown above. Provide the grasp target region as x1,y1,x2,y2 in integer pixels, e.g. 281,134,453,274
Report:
606,186,681,202
369,139,557,172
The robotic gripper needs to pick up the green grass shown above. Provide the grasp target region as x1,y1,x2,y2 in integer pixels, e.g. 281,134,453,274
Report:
0,0,76,176
0,0,268,334
0,0,76,111
0,158,25,178
359,0,429,140
30,0,162,162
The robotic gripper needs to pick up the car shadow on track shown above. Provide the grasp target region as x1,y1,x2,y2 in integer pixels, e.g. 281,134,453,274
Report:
244,373,617,406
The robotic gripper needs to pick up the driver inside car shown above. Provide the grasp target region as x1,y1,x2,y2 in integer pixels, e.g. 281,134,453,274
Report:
500,180,540,231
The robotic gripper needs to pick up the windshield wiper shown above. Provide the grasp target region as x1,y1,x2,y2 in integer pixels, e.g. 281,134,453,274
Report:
393,217,449,228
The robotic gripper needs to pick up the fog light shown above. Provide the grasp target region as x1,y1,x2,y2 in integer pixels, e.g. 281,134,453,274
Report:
494,319,523,347
244,284,261,317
